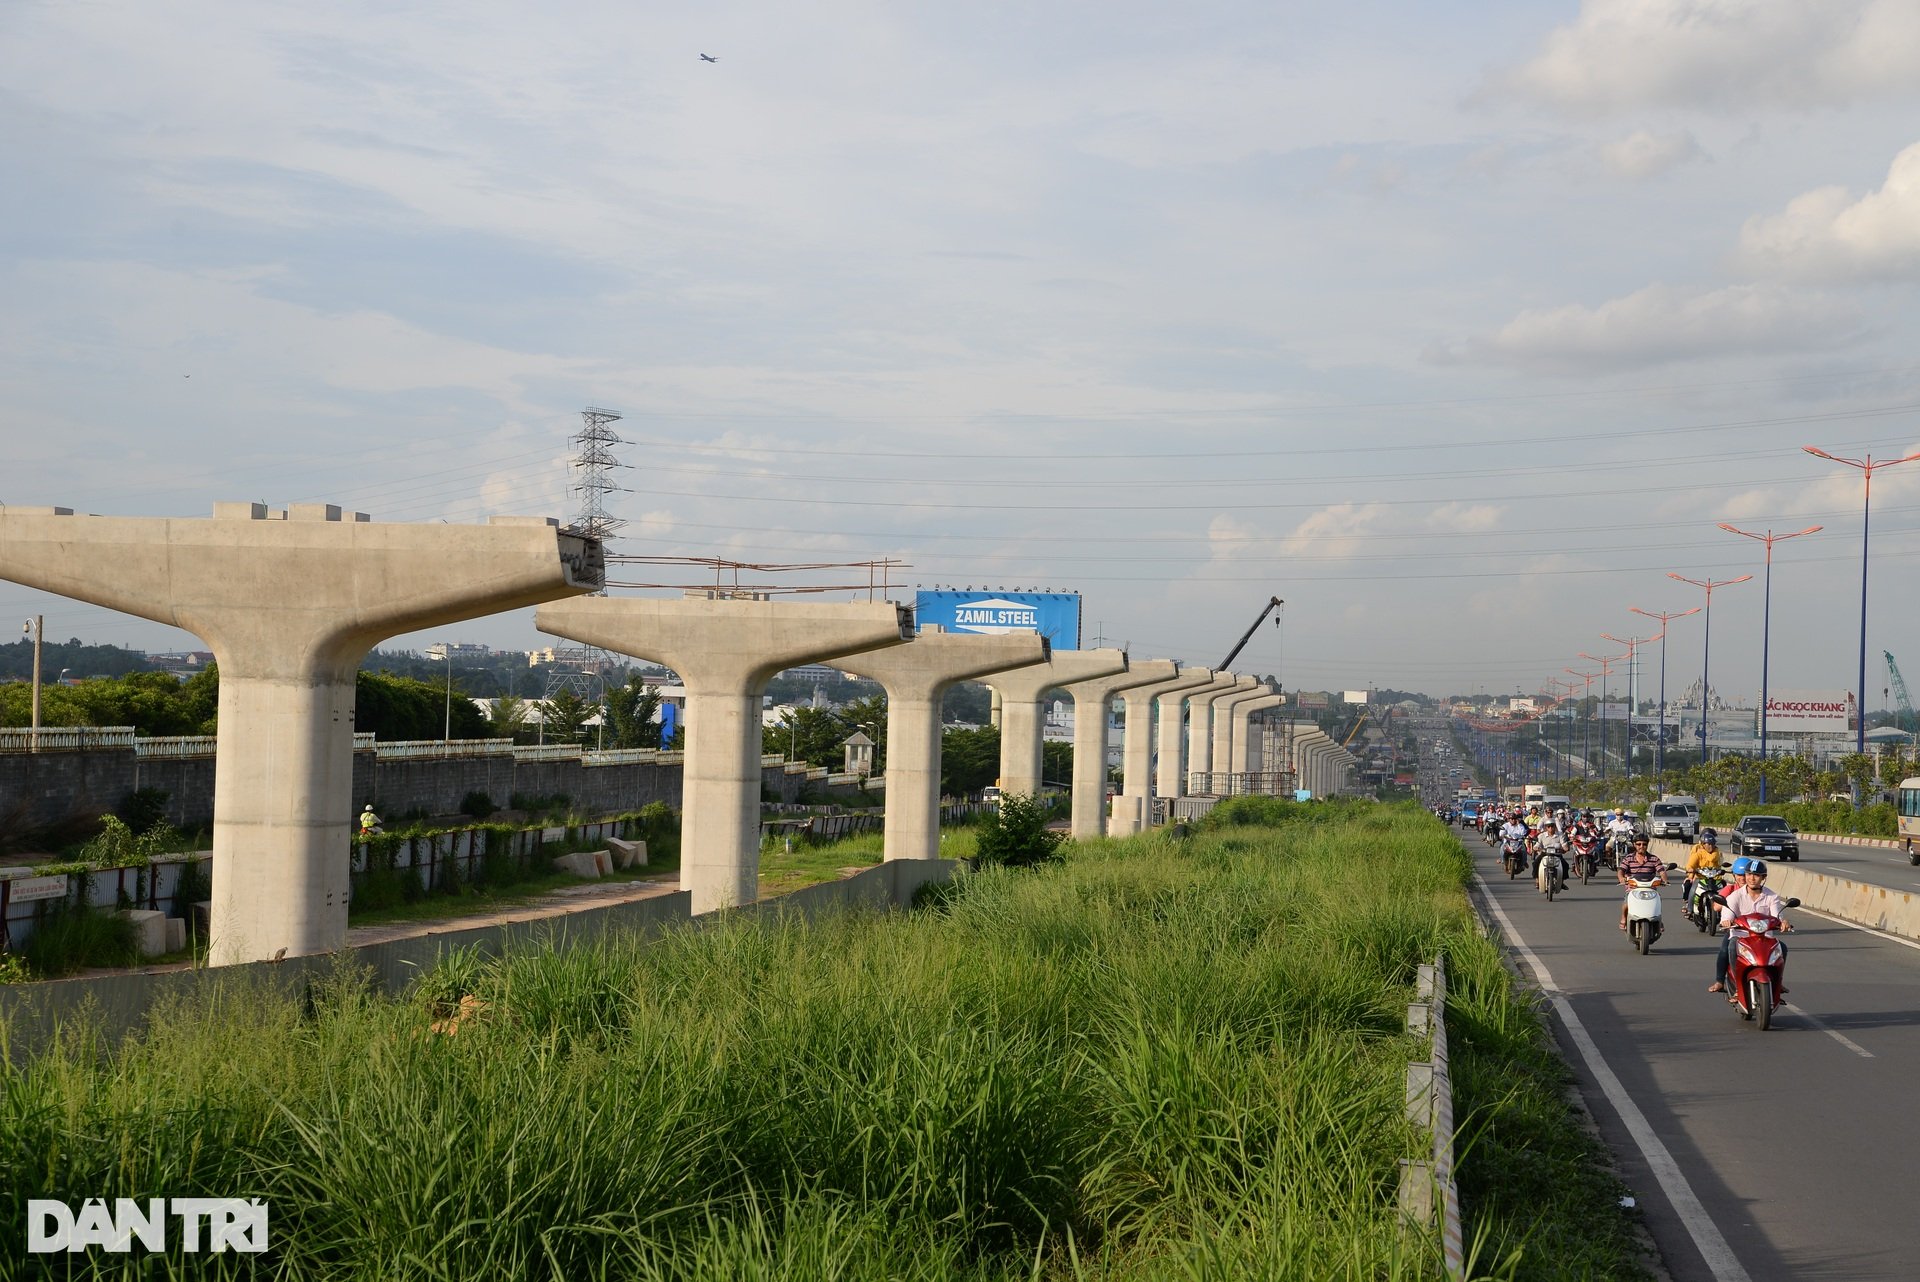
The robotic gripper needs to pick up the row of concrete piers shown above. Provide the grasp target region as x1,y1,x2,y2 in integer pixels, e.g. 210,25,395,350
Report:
0,505,1352,966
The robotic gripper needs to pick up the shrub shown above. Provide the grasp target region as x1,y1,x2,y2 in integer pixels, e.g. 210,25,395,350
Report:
0,952,32,984
115,787,171,833
459,790,497,819
23,903,139,977
970,792,1062,868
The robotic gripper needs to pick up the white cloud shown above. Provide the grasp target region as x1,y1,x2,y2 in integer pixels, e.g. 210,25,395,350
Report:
1437,282,1861,373
1279,503,1390,560
1498,0,1920,114
1599,128,1704,179
1736,141,1920,282
1428,503,1504,533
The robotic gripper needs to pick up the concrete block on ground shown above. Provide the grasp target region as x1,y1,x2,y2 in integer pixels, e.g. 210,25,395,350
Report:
164,917,187,953
191,900,212,938
118,909,169,958
552,851,606,879
607,837,648,868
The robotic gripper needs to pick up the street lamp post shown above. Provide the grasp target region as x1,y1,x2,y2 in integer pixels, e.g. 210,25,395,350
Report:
1802,445,1920,757
1602,632,1662,781
1630,605,1700,789
1716,523,1822,802
1564,668,1596,782
21,616,42,750
1666,573,1753,766
433,644,452,746
1578,651,1626,777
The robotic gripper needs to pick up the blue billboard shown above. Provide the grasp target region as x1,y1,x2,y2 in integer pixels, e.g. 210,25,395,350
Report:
914,590,1081,650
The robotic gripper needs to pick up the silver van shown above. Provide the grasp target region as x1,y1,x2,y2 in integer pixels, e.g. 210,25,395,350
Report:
1648,797,1700,840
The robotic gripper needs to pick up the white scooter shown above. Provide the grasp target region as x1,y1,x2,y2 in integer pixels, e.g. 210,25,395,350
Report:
1624,862,1677,955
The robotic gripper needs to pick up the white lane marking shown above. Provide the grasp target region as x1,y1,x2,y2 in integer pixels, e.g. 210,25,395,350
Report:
1780,1003,1873,1058
1794,905,1920,954
1821,865,1852,874
1472,872,1752,1282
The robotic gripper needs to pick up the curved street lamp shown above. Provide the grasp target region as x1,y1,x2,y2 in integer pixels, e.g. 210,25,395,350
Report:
1564,668,1597,782
1602,631,1663,780
1667,573,1753,765
1802,445,1920,756
1577,651,1627,776
1630,604,1700,787
1716,523,1822,801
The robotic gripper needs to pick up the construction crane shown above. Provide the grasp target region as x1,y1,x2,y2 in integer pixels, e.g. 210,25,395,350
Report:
1220,596,1283,670
1886,651,1916,731
1341,707,1369,747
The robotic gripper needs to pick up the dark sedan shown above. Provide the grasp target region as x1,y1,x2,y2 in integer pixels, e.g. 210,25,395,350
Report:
1731,815,1800,862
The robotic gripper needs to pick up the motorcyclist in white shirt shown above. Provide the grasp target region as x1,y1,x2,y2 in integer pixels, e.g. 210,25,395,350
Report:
1533,820,1569,892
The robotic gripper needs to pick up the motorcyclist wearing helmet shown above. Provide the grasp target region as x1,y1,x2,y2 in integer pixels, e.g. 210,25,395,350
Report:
1709,860,1793,994
1682,828,1724,916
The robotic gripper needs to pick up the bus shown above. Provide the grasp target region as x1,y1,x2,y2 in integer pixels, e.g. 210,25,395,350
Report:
1899,777,1920,863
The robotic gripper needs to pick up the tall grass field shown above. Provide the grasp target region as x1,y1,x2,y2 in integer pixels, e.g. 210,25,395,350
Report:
1,802,1646,1280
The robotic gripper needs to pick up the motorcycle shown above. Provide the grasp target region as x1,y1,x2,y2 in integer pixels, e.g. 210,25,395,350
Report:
1501,834,1529,879
1624,863,1677,955
1607,832,1632,871
1684,869,1728,934
1535,847,1568,900
1725,899,1801,1030
1570,832,1600,884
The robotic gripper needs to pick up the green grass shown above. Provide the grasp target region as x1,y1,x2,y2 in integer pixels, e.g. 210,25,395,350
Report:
0,804,1647,1280
756,827,980,897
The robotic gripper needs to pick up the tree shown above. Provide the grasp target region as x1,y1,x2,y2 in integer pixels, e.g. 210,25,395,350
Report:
544,687,591,744
603,675,663,749
488,693,532,743
940,726,1000,795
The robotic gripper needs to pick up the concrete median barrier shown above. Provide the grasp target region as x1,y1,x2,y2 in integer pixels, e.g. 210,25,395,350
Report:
1767,864,1920,943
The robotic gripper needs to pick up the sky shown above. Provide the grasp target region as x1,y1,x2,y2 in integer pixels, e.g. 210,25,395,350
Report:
4,0,1920,707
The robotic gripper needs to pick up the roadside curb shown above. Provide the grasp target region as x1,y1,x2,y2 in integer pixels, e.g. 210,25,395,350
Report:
1400,956,1463,1281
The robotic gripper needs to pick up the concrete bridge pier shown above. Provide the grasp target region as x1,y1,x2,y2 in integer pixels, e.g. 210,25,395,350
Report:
537,596,913,912
832,628,1046,861
1229,693,1287,774
1062,660,1177,839
1185,675,1259,790
1209,684,1273,790
1112,668,1215,835
1158,672,1236,799
0,503,602,964
981,649,1128,800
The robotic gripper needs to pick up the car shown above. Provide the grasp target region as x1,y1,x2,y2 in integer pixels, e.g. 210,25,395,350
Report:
1648,797,1700,840
1730,815,1800,862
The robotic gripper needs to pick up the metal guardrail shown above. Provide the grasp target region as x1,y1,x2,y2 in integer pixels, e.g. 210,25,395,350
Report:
133,735,219,759
0,726,138,753
1401,957,1463,1279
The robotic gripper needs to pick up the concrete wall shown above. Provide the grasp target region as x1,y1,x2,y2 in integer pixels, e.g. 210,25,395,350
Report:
0,750,805,831
0,858,955,1064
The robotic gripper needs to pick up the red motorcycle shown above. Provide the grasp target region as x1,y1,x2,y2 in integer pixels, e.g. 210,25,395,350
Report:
1570,832,1600,884
1725,899,1800,1030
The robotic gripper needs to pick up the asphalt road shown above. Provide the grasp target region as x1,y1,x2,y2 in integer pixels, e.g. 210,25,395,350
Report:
1467,833,1920,1282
